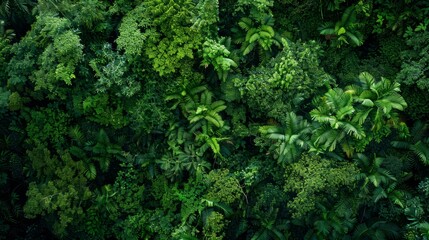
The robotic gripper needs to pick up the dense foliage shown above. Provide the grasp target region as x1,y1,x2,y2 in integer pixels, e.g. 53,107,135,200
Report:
1,0,429,239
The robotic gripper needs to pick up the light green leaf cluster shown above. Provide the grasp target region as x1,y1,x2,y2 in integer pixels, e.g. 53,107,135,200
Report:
284,154,358,218
90,43,141,97
204,169,242,205
116,4,148,57
24,151,92,236
8,15,83,98
396,32,429,92
234,40,331,120
201,39,237,81
117,0,204,76
192,0,219,33
311,72,407,156
25,108,70,148
203,211,228,240
269,40,331,92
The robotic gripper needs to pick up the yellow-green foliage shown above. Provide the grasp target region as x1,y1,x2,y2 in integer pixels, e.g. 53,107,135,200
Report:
203,211,229,240
25,108,70,148
233,39,332,120
24,151,92,236
205,169,242,205
1,0,428,239
284,154,358,218
7,92,22,111
117,0,204,76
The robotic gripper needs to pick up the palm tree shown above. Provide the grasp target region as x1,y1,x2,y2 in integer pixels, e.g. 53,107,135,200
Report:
186,90,227,134
259,112,312,165
319,6,363,47
348,72,407,139
354,153,396,190
201,38,238,81
0,0,35,33
311,72,407,157
310,88,365,157
250,206,290,240
0,0,33,17
157,142,211,181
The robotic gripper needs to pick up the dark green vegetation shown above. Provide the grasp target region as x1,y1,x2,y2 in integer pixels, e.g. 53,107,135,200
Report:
1,0,429,239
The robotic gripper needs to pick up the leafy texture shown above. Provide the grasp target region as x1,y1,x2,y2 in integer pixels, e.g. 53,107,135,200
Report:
284,154,358,218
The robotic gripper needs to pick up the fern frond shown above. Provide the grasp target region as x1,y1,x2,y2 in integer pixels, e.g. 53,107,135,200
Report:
69,126,84,143
411,140,429,165
200,90,213,105
373,187,387,202
259,125,282,135
352,108,372,125
358,72,375,88
84,163,97,180
251,229,270,240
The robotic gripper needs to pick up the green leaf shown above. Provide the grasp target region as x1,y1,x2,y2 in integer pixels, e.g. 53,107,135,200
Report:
260,25,275,36
248,32,260,43
243,42,256,55
85,164,97,180
205,114,223,127
336,105,355,119
352,108,372,125
345,31,363,46
238,17,253,31
211,100,226,112
411,140,429,165
361,99,374,107
337,27,346,35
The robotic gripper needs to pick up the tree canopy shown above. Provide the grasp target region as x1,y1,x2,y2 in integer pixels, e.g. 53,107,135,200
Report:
1,0,429,239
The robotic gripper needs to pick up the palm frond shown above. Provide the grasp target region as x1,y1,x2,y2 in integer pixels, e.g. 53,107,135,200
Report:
340,6,357,27
352,108,372,125
336,105,355,120
345,31,363,46
342,122,365,139
238,17,253,31
353,223,369,239
211,100,227,112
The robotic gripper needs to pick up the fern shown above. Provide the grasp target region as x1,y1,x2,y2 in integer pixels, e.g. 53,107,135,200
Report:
411,140,429,165
391,121,429,165
69,126,84,143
